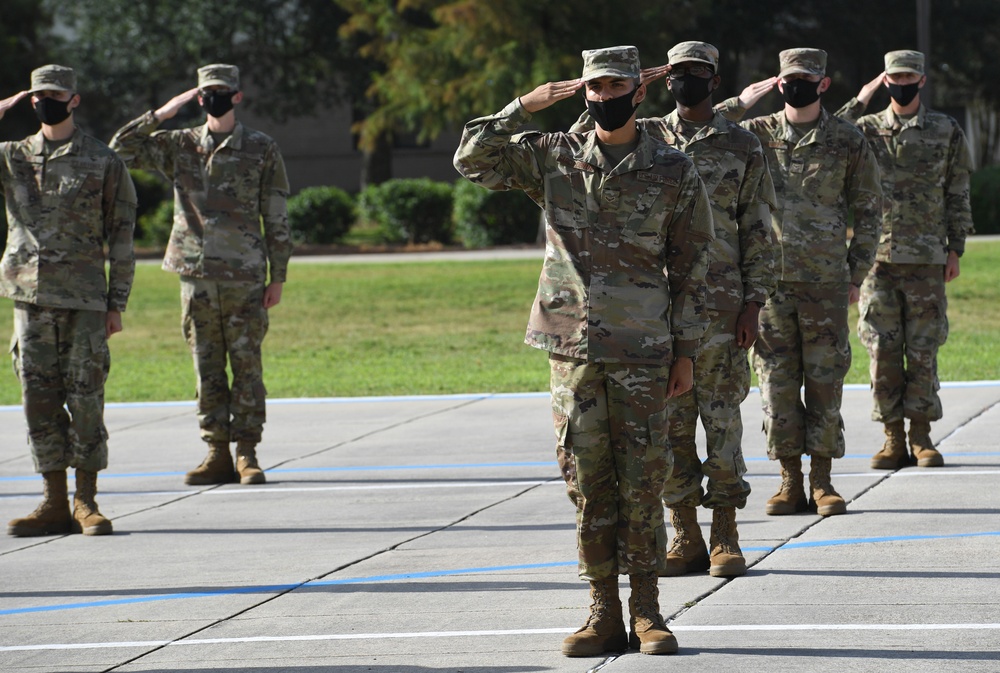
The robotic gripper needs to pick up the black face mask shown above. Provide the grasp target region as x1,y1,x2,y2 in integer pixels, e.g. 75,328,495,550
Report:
887,82,921,107
33,97,73,125
200,91,236,118
670,74,714,107
782,78,822,108
586,88,640,132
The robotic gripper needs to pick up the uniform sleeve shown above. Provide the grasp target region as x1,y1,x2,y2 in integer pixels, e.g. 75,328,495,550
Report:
834,97,867,123
666,165,715,357
713,96,748,123
944,122,975,254
260,141,292,284
846,136,883,285
103,156,137,312
109,110,176,175
735,139,777,305
453,98,546,201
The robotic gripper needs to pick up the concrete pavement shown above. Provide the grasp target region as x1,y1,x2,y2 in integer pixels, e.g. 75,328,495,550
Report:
1,384,999,672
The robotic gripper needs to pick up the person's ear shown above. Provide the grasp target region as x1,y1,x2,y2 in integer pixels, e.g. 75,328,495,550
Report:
632,82,646,106
233,91,244,105
68,93,81,110
918,75,927,89
710,73,721,91
818,76,831,93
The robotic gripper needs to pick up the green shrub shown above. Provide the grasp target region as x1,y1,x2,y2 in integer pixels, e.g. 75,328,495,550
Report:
287,186,356,245
359,178,454,245
452,179,540,249
129,169,169,239
971,164,1000,235
138,199,174,248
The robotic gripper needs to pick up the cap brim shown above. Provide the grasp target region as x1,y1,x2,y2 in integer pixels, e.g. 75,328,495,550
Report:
583,68,637,81
669,57,716,67
29,84,74,93
779,67,823,79
199,79,236,89
886,67,923,75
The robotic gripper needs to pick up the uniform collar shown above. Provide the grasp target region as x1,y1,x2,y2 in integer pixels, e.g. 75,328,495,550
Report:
883,103,926,130
28,128,81,158
199,120,245,151
780,106,830,145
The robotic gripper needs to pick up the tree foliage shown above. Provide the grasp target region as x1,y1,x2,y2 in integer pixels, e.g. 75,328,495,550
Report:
52,0,354,138
0,0,56,141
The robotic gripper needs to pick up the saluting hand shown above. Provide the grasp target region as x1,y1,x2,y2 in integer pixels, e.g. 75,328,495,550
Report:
153,87,200,122
519,79,583,114
737,77,779,110
856,71,886,106
0,90,29,121
640,65,671,86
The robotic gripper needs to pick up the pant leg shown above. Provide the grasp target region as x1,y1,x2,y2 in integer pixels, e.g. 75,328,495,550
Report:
662,366,702,509
181,278,231,444
12,304,71,472
60,309,111,471
753,282,807,460
550,355,617,581
695,310,751,509
900,264,947,423
799,282,850,459
859,261,906,423
218,281,268,444
605,363,671,576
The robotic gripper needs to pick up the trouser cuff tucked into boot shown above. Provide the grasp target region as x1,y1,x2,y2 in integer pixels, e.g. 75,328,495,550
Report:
908,421,944,467
765,456,808,515
72,469,113,536
628,572,678,655
809,455,846,517
709,507,746,577
7,470,72,537
235,441,266,484
871,419,910,469
661,506,709,577
561,577,627,657
185,442,237,485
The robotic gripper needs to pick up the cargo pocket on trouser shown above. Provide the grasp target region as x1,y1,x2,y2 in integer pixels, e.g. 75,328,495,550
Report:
553,412,581,508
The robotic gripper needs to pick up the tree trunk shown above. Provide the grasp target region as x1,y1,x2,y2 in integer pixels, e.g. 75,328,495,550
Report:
361,130,393,189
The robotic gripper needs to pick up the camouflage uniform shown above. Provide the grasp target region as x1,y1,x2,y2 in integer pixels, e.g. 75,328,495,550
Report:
0,66,136,473
455,47,715,581
720,49,882,459
110,64,291,446
837,50,974,424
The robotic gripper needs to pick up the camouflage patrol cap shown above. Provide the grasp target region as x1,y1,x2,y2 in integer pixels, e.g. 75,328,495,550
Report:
778,48,827,78
197,64,240,90
667,41,719,70
581,46,641,81
885,50,924,75
29,65,76,93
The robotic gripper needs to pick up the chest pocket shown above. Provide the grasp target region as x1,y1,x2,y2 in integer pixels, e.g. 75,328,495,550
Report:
620,179,667,254
895,130,947,187
698,151,744,213
800,142,848,207
544,170,589,230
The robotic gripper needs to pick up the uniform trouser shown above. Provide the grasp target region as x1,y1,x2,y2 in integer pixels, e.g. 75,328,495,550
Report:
662,309,751,509
549,354,671,581
858,262,947,424
752,281,850,460
10,303,110,473
181,277,268,445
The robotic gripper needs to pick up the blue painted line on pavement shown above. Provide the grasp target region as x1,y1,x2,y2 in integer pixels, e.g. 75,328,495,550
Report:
3,533,999,617
1,380,997,412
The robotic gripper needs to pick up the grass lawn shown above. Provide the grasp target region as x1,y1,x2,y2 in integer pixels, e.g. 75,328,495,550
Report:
0,239,997,405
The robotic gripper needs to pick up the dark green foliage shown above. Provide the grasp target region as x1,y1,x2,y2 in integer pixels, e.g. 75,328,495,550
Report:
137,199,174,249
129,169,169,239
971,165,1000,235
359,178,454,245
452,180,540,249
287,186,356,244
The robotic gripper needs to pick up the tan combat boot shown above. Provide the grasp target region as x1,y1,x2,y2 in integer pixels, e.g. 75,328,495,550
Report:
908,420,944,467
809,455,847,516
235,441,266,485
660,506,709,576
871,420,910,469
628,572,678,655
7,470,72,537
709,507,746,577
72,469,113,536
561,577,628,657
184,442,236,485
765,456,808,515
